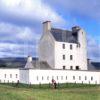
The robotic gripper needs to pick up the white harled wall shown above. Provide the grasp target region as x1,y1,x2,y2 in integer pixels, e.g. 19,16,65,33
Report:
20,69,100,85
0,69,100,85
77,29,88,70
54,29,88,70
0,69,19,83
54,42,78,69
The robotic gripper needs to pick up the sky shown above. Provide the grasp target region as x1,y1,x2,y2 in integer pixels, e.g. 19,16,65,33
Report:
0,0,100,61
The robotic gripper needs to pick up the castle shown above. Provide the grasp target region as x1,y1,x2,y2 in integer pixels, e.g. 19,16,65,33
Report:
0,21,100,85
39,21,87,70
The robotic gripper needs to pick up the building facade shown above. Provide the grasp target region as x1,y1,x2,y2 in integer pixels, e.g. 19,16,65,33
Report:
39,21,87,70
0,21,99,85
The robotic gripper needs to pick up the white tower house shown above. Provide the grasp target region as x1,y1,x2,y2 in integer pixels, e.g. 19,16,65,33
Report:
72,26,88,70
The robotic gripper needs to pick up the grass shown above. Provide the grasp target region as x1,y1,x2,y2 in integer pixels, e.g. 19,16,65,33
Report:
0,83,100,100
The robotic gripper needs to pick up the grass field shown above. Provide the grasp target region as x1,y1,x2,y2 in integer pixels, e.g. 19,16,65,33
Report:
0,83,100,100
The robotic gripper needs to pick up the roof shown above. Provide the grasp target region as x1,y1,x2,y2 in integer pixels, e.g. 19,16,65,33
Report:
25,59,52,69
50,28,78,43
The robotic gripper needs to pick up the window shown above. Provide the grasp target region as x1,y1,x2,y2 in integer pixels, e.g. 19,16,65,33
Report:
47,76,49,80
66,76,67,80
77,43,81,48
57,76,58,80
4,74,6,78
62,44,65,49
70,44,72,50
61,76,63,80
70,55,73,60
52,76,54,79
73,76,75,80
76,66,79,70
63,55,65,60
37,76,38,81
70,66,73,70
10,74,12,78
16,74,18,78
42,76,44,80
63,66,66,70
91,77,93,81
79,76,81,80
85,76,87,80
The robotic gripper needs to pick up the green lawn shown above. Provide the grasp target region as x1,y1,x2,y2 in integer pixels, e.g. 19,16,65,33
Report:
0,83,100,100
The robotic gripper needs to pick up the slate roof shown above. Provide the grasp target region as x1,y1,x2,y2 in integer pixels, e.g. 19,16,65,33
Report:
24,59,52,69
50,28,78,43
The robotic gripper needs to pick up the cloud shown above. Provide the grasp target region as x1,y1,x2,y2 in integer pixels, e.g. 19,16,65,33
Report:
44,0,100,21
0,22,40,57
0,0,99,61
0,0,65,26
0,0,66,57
0,22,40,43
0,42,38,57
87,35,100,61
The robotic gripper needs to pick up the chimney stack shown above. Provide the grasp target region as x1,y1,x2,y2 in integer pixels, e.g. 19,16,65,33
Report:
27,56,32,63
43,21,51,34
72,26,80,32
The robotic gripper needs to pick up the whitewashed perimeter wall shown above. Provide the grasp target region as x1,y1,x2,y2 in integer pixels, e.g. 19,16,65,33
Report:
20,69,100,85
0,69,100,85
0,69,19,83
19,69,29,84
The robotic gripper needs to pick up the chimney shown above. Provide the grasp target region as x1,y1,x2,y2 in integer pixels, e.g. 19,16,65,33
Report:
72,26,80,32
43,21,51,34
27,56,32,63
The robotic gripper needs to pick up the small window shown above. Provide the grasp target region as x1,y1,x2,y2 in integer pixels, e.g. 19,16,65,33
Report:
47,76,49,80
57,76,58,80
4,74,6,78
91,77,93,81
70,55,73,60
61,76,63,80
66,76,67,80
52,76,54,79
63,66,66,70
42,76,44,80
85,76,87,80
70,66,73,70
62,44,65,49
16,74,18,78
10,74,12,78
63,55,65,60
70,44,72,50
73,76,75,80
77,43,81,48
79,76,81,80
76,66,79,70
37,76,38,81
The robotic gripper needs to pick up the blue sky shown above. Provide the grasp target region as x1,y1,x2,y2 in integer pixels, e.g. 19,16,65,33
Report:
0,0,100,61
